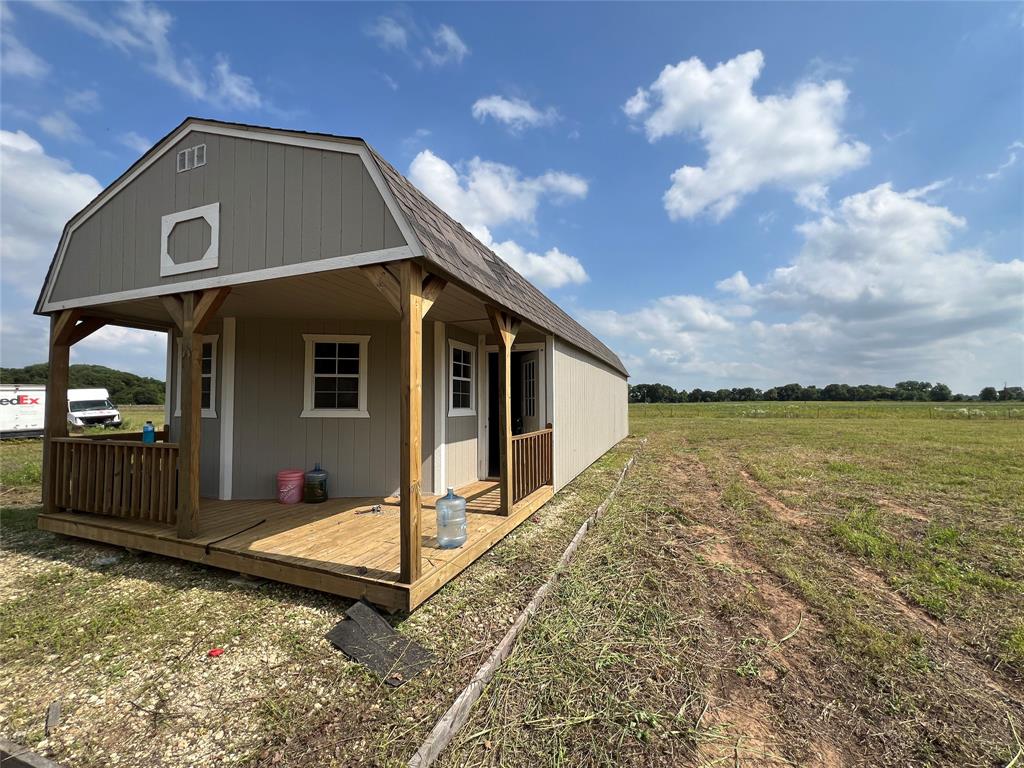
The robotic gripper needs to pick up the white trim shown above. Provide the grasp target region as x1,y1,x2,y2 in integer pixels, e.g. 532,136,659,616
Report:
174,334,218,418
161,202,220,277
39,120,425,312
447,338,476,417
546,335,557,489
164,332,172,427
218,318,236,501
476,333,487,480
42,245,413,312
433,322,447,495
301,333,370,418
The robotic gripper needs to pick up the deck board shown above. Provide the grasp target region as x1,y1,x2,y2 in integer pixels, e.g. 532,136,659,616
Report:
37,481,554,611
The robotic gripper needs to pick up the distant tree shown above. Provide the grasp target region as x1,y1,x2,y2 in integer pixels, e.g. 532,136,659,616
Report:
687,388,704,403
776,383,803,401
715,388,732,402
762,387,779,401
929,383,952,402
822,383,850,401
896,381,932,401
979,386,999,401
0,363,165,405
999,386,1024,401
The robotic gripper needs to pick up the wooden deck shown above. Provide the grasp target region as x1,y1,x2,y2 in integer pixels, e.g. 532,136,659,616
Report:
37,481,554,611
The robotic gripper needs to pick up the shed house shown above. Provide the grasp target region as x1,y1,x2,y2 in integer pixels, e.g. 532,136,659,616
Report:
36,118,629,611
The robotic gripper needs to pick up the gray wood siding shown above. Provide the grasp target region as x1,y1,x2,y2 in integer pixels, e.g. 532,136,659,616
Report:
445,325,480,488
49,132,406,303
229,317,433,500
552,339,628,491
168,320,222,499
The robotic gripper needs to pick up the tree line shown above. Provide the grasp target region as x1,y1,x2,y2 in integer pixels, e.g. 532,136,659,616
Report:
629,381,1024,404
0,364,165,405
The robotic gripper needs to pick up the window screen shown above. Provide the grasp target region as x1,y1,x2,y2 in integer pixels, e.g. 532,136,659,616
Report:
313,341,361,410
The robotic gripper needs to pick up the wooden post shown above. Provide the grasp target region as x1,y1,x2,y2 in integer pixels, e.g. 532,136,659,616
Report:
487,306,520,516
42,312,72,514
399,261,424,584
176,292,202,538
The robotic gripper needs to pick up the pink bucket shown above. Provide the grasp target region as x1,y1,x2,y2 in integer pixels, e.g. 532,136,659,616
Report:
276,469,305,505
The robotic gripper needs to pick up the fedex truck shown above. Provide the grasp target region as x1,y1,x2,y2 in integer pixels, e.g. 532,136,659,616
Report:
0,386,122,439
0,385,46,439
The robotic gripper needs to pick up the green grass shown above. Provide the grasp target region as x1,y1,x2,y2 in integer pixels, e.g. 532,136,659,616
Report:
631,400,1023,420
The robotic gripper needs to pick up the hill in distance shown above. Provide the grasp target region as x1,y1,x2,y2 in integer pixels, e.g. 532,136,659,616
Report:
0,363,165,405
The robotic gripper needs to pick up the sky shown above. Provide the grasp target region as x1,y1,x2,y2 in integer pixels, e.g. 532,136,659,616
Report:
1,1,1021,393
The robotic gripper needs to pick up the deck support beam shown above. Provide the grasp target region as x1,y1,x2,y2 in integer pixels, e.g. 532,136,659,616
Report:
162,287,229,539
399,260,424,584
43,310,107,515
487,306,520,516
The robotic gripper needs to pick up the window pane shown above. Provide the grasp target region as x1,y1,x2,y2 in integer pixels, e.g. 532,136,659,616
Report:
314,377,338,393
337,343,359,359
314,392,336,409
201,390,211,410
314,358,336,374
337,391,358,409
314,342,335,359
337,358,359,375
338,377,358,394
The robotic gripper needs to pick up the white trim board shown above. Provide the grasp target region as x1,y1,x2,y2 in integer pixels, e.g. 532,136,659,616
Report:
433,322,447,495
447,338,477,418
219,318,236,500
161,202,220,277
38,119,425,313
42,245,413,312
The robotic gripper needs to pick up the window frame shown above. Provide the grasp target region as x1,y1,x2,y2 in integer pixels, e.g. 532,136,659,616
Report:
174,335,218,419
448,339,476,417
523,358,536,418
301,334,370,419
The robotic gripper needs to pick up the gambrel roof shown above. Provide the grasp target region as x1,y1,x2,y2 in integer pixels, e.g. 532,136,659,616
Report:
35,117,627,377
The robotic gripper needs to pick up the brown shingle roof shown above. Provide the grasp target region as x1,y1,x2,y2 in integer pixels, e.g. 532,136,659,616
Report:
366,147,628,377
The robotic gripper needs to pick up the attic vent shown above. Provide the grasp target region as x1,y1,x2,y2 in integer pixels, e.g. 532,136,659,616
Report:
176,144,207,173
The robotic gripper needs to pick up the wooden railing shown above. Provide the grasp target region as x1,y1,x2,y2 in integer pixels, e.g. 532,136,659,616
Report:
52,438,178,524
511,427,553,504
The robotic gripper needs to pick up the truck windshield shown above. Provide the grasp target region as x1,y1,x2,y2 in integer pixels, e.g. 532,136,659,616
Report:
69,400,113,412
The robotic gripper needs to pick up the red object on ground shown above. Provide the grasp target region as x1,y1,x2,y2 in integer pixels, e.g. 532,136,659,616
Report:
208,648,224,658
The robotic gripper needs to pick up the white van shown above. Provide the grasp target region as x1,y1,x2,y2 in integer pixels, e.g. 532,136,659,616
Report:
67,388,122,429
0,384,46,439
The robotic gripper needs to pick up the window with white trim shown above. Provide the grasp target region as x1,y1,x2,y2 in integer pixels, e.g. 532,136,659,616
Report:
301,334,369,418
176,143,207,173
449,340,475,416
175,336,217,418
523,359,536,418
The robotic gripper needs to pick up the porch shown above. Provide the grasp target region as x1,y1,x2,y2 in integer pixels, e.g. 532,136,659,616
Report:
38,480,553,612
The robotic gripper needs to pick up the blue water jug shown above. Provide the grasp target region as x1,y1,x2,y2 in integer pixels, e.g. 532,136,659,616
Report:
142,421,155,444
436,488,467,549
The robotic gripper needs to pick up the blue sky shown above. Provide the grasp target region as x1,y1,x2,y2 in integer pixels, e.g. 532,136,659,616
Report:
1,1,1021,393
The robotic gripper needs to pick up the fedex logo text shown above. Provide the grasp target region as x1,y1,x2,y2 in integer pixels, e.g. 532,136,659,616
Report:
1,395,42,406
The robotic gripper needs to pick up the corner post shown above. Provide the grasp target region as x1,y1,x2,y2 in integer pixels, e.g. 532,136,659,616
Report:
176,293,201,538
42,311,73,515
400,260,424,584
487,306,520,516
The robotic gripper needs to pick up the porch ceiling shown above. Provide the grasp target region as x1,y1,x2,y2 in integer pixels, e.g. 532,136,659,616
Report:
78,266,538,335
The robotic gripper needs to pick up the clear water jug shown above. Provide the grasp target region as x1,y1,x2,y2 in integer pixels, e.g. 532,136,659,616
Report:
142,421,155,444
436,487,467,549
303,463,328,503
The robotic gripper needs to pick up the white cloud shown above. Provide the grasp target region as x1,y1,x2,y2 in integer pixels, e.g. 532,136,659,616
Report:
0,130,102,297
424,24,469,67
0,4,49,79
365,14,468,68
117,131,152,154
472,95,559,132
65,88,101,112
583,183,1023,392
37,111,84,142
408,149,589,289
33,1,263,109
365,15,409,51
982,140,1024,181
624,50,870,221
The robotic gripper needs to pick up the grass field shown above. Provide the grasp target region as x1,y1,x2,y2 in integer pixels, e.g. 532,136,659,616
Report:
1,402,1022,766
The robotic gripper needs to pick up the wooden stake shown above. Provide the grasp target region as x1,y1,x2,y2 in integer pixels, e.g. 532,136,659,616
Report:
400,261,424,584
